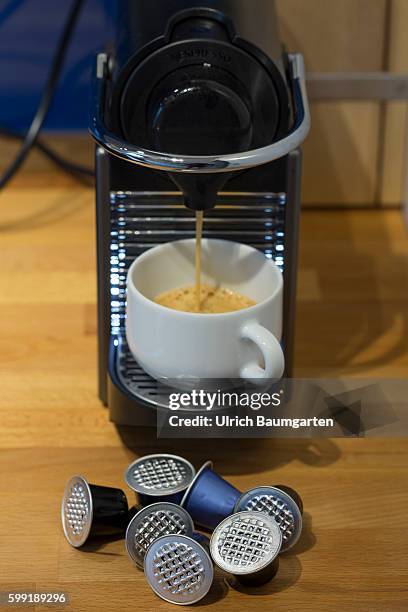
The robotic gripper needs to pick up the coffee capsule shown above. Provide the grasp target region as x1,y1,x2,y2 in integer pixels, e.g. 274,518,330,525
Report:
192,531,211,552
274,484,304,514
127,505,140,522
234,485,303,551
210,511,282,587
125,502,194,568
181,461,241,531
124,454,196,505
61,475,129,548
144,534,213,605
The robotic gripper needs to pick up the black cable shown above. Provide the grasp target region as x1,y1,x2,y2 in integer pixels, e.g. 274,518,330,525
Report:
0,0,86,189
0,126,94,182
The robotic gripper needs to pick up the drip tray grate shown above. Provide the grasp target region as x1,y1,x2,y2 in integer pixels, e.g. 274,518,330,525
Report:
115,336,163,408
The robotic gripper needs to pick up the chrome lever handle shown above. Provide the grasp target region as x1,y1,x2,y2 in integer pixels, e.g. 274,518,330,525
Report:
90,53,310,174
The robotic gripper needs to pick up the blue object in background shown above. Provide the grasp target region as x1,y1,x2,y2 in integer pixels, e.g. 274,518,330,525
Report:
0,0,113,132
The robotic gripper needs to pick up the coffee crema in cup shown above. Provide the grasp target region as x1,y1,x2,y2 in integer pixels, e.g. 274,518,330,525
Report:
154,211,256,313
154,284,256,314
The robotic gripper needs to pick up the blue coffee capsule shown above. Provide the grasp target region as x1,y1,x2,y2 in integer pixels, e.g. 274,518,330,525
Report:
234,485,303,551
181,461,241,531
124,454,196,506
144,534,214,605
192,531,211,552
210,511,282,587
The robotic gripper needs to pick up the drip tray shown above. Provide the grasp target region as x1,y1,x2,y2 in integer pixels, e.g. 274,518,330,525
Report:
113,336,230,412
114,336,165,409
112,335,280,413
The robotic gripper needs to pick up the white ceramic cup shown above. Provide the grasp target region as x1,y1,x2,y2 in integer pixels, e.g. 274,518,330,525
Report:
126,239,285,388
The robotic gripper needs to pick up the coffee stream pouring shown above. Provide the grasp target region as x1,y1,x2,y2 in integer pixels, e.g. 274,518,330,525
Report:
90,0,310,425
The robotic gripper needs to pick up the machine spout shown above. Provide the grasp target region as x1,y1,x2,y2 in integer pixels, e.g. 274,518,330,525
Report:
170,172,231,211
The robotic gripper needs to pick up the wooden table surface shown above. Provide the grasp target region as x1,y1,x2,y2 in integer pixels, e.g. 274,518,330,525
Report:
0,181,407,611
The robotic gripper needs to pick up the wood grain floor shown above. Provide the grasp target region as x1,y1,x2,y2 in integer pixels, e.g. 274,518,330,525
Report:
0,183,407,611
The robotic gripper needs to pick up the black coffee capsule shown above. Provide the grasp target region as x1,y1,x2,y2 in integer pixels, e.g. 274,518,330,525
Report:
274,484,304,514
125,502,194,568
61,475,128,548
210,511,282,587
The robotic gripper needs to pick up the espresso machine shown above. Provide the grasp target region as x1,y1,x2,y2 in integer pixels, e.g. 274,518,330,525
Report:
90,0,310,426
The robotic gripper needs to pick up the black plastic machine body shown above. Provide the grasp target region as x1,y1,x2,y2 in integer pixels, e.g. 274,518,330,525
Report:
90,0,310,426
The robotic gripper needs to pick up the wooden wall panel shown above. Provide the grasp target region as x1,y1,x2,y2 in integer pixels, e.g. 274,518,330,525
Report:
301,102,381,205
276,0,387,205
276,0,387,72
381,0,408,206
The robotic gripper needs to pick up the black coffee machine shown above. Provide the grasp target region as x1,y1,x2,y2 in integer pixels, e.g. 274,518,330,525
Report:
90,0,310,426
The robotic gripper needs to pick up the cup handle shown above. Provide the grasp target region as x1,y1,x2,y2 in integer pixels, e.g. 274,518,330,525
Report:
240,322,285,383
